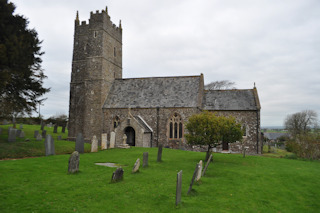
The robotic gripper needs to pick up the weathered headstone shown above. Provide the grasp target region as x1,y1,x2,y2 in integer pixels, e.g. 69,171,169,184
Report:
16,129,21,137
101,133,107,150
132,158,140,173
91,135,98,152
143,152,148,167
7,127,12,134
36,134,42,141
118,134,130,148
34,130,39,138
53,124,58,133
8,128,16,142
196,160,203,181
176,170,183,206
19,124,23,129
111,167,124,183
110,131,115,148
44,135,55,156
157,144,163,162
187,163,200,195
57,135,62,140
19,131,25,138
68,151,80,173
61,125,66,133
75,133,84,153
202,154,213,176
42,130,47,138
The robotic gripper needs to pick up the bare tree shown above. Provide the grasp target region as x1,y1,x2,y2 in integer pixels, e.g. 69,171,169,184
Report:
205,80,236,90
284,110,318,137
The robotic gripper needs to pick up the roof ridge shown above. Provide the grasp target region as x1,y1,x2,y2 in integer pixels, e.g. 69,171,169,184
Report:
117,75,201,80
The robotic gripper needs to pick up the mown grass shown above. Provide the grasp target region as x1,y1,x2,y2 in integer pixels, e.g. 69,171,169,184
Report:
0,124,90,159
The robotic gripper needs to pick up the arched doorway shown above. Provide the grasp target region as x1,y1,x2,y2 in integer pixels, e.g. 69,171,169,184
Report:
125,127,135,146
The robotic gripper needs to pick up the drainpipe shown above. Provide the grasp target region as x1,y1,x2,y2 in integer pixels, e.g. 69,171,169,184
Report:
156,107,160,147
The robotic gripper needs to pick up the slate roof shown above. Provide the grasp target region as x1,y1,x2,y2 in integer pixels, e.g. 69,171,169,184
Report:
103,76,201,109
134,116,153,133
203,89,259,111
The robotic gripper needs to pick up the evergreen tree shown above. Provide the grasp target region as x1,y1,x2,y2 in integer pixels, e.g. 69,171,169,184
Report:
0,0,50,117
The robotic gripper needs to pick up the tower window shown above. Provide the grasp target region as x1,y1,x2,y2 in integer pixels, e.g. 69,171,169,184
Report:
114,47,116,57
94,31,97,38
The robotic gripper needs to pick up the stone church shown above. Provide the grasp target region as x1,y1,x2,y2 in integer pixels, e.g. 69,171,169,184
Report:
68,7,262,154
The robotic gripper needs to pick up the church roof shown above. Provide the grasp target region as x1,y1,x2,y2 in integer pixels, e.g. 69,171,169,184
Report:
103,75,202,109
203,89,260,111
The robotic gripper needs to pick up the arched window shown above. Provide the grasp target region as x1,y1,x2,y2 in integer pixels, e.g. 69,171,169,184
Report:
168,113,183,139
242,124,248,137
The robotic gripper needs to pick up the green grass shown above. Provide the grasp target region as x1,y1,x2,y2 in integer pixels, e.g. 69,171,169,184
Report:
0,124,90,159
0,124,320,212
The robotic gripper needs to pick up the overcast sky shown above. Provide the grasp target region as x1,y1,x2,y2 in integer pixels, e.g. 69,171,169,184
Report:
12,0,320,127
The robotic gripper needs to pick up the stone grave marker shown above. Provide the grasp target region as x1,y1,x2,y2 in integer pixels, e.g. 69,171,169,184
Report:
19,131,25,138
187,163,200,195
57,135,62,140
16,129,21,137
91,135,98,152
143,152,148,167
7,127,12,134
118,134,130,148
42,130,47,138
36,134,42,141
176,170,183,206
75,133,84,153
61,125,66,133
132,158,140,173
53,124,58,133
111,167,124,183
19,124,23,129
196,160,203,181
68,151,80,173
202,154,213,176
157,144,163,162
110,131,115,148
101,133,107,150
8,128,16,142
34,130,39,138
44,135,55,156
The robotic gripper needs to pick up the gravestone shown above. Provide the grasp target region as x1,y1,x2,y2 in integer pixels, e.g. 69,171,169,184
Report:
176,170,183,206
132,158,140,173
202,154,213,176
91,135,98,152
68,151,80,173
36,134,42,141
16,129,21,137
8,127,12,134
118,134,130,148
44,135,55,156
187,163,200,195
111,167,124,183
8,128,16,142
110,131,115,148
19,124,23,129
61,125,66,133
143,152,148,167
157,144,163,162
53,124,58,133
57,135,62,140
75,133,84,153
19,131,25,138
34,130,39,138
101,133,107,150
196,160,203,181
42,130,47,138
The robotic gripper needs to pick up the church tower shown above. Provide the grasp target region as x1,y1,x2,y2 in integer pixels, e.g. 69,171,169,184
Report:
68,7,122,140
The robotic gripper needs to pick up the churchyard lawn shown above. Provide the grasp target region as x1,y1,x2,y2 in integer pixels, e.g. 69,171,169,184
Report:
0,140,319,212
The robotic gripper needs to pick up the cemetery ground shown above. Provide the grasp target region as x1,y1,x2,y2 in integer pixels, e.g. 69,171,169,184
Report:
0,125,320,212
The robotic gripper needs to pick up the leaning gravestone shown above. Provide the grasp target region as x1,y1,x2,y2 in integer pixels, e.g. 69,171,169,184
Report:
110,131,115,148
42,130,47,138
44,135,55,156
143,152,148,167
75,133,84,153
53,124,58,133
202,154,213,176
176,170,183,206
91,135,98,152
187,163,200,195
34,130,39,138
101,133,107,150
157,144,163,162
19,131,25,138
61,125,66,133
8,128,17,142
132,158,140,173
68,151,80,174
111,167,124,183
196,160,203,181
36,134,42,141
